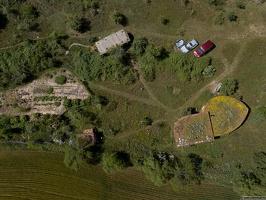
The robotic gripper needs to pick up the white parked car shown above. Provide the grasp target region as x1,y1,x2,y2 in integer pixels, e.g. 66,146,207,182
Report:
175,39,185,48
180,39,199,53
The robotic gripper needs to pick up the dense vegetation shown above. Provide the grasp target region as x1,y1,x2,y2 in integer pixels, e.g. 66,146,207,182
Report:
0,39,63,90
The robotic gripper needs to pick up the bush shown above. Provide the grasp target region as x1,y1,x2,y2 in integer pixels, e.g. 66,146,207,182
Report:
208,0,225,6
55,75,67,85
220,78,238,95
228,12,238,22
131,37,148,57
236,1,245,9
250,106,266,123
159,16,169,25
140,117,153,126
21,4,38,19
145,44,162,58
68,15,90,33
141,65,155,82
46,87,53,94
54,102,61,107
102,152,128,173
110,11,127,26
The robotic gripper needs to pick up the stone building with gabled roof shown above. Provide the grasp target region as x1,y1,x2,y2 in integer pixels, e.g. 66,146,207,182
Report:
95,30,130,55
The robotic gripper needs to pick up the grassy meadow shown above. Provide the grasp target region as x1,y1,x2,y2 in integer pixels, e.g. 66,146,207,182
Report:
0,0,266,198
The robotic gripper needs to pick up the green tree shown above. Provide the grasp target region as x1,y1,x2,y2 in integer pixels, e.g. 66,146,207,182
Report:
67,15,90,33
21,4,38,19
141,65,155,82
131,37,148,57
254,151,266,185
141,153,176,186
102,152,128,173
239,171,261,195
145,44,162,58
64,140,86,171
110,11,127,26
220,78,238,95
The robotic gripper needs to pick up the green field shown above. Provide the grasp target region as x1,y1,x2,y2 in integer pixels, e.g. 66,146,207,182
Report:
0,150,239,200
0,0,266,198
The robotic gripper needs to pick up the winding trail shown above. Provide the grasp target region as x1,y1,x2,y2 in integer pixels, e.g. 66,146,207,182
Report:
90,84,164,109
131,60,172,111
175,42,247,112
65,43,92,55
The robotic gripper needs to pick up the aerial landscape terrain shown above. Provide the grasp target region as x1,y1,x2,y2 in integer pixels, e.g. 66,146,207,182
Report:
0,0,265,199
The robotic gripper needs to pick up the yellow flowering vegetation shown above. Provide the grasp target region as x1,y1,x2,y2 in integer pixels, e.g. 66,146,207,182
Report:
203,96,249,137
173,96,249,147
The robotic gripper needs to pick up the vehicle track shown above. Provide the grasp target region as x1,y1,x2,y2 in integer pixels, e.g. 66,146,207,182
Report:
90,84,164,109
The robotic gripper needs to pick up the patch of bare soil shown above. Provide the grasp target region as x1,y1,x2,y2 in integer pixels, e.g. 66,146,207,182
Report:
0,70,89,116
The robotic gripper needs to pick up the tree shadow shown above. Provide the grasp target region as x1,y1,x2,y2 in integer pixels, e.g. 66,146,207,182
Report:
0,13,8,29
79,18,91,33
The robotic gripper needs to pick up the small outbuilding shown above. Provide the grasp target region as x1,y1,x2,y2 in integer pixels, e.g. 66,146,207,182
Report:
76,129,96,145
95,30,130,55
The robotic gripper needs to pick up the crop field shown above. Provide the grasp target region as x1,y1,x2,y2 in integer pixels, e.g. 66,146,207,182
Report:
0,150,239,200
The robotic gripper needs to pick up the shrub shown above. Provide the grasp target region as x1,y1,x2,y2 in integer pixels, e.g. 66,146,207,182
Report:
21,4,38,19
183,0,190,7
140,117,153,126
250,106,266,123
54,102,61,107
228,12,238,22
131,37,148,56
46,87,53,94
102,152,128,173
202,65,216,77
145,44,162,58
236,1,245,9
68,15,90,33
141,65,155,82
55,75,67,85
220,78,238,95
63,97,72,108
208,0,225,6
110,11,127,26
159,16,169,25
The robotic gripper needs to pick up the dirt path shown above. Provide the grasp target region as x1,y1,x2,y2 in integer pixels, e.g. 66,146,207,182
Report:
65,43,92,55
90,84,165,109
132,60,172,111
174,43,246,112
